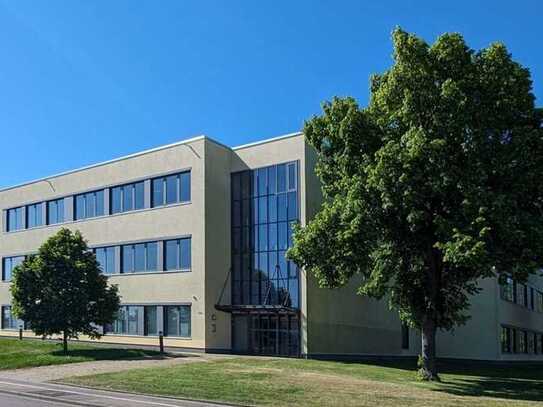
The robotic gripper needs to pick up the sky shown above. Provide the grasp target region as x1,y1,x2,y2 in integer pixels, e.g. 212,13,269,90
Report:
0,0,541,188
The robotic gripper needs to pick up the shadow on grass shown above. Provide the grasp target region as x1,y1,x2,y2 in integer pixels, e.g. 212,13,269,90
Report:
50,347,190,361
432,361,543,402
325,358,543,402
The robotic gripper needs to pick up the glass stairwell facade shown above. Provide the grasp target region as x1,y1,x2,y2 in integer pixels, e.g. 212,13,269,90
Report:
229,161,300,356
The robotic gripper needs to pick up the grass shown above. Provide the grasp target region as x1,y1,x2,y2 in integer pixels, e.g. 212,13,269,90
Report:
60,357,543,406
0,337,160,370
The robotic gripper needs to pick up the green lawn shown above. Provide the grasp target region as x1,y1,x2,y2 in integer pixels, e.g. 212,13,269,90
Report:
61,357,543,406
0,337,159,370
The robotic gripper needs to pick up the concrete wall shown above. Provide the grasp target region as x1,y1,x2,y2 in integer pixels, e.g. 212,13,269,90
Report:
0,137,208,349
203,139,232,351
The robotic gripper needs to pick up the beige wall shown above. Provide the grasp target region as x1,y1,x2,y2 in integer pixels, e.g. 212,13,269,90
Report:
0,137,208,349
203,139,232,351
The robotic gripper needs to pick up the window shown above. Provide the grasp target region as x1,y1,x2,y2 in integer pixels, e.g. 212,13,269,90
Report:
94,247,116,274
26,202,44,228
7,207,23,231
401,324,409,349
501,326,512,353
500,277,514,302
47,198,64,225
108,306,141,335
231,162,299,308
165,305,191,337
517,283,527,307
529,332,536,354
75,190,104,220
164,238,191,271
121,242,158,273
531,287,535,310
144,306,158,336
538,291,543,313
151,171,191,207
518,330,527,353
110,182,145,214
2,256,24,282
1,306,18,330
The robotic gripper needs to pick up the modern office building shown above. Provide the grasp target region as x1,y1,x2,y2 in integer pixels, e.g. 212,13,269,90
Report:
1,132,542,360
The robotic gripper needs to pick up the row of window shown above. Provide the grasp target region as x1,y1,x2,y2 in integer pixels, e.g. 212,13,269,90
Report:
500,277,543,313
105,305,191,337
232,193,298,227
1,304,191,338
501,326,543,355
95,238,191,275
231,162,297,200
1,237,191,281
5,171,191,232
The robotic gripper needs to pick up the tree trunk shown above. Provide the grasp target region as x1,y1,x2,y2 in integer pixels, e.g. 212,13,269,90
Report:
63,331,68,355
419,318,440,381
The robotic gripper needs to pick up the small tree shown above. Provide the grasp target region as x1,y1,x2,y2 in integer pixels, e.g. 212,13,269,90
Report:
288,28,543,380
11,228,120,353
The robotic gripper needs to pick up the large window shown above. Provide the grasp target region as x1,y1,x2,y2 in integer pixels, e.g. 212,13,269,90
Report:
109,306,141,335
500,277,515,302
401,324,409,350
7,207,23,232
144,306,158,336
231,162,299,307
165,305,191,337
111,181,145,214
26,202,44,228
2,256,24,282
94,247,116,275
106,305,189,337
75,190,104,220
1,306,18,330
501,326,512,353
518,330,527,354
121,242,158,273
517,283,528,308
47,198,64,225
164,238,191,271
152,171,191,207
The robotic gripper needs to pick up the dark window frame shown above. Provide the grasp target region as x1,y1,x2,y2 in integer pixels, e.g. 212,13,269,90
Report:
46,198,65,225
110,181,145,215
121,242,158,274
151,171,191,208
74,190,105,220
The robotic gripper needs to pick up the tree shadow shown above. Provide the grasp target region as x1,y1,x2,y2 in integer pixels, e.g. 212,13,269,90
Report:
312,357,543,402
50,347,191,361
431,361,543,402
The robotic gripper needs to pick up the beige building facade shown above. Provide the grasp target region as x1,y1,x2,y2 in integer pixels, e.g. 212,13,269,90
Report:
1,132,542,360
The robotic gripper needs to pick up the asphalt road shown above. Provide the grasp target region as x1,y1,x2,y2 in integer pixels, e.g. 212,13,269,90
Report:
0,378,231,407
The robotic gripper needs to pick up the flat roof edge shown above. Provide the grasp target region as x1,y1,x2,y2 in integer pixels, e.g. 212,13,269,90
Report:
232,131,303,151
0,135,206,194
0,130,304,194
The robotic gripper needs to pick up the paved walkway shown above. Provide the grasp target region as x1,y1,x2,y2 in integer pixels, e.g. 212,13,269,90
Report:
0,377,232,406
0,353,225,382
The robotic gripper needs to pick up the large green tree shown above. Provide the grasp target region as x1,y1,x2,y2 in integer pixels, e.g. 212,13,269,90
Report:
11,228,120,353
288,28,543,380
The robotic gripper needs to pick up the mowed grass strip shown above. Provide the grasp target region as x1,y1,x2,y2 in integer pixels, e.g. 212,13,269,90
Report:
0,337,159,370
60,357,543,407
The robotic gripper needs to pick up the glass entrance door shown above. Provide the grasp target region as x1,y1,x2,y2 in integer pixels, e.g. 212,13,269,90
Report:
233,313,300,356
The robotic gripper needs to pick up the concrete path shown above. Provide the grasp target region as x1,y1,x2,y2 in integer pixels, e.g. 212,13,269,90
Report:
0,377,232,406
0,353,225,383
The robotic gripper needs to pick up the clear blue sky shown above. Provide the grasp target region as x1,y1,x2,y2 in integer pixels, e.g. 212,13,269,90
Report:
0,0,541,188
